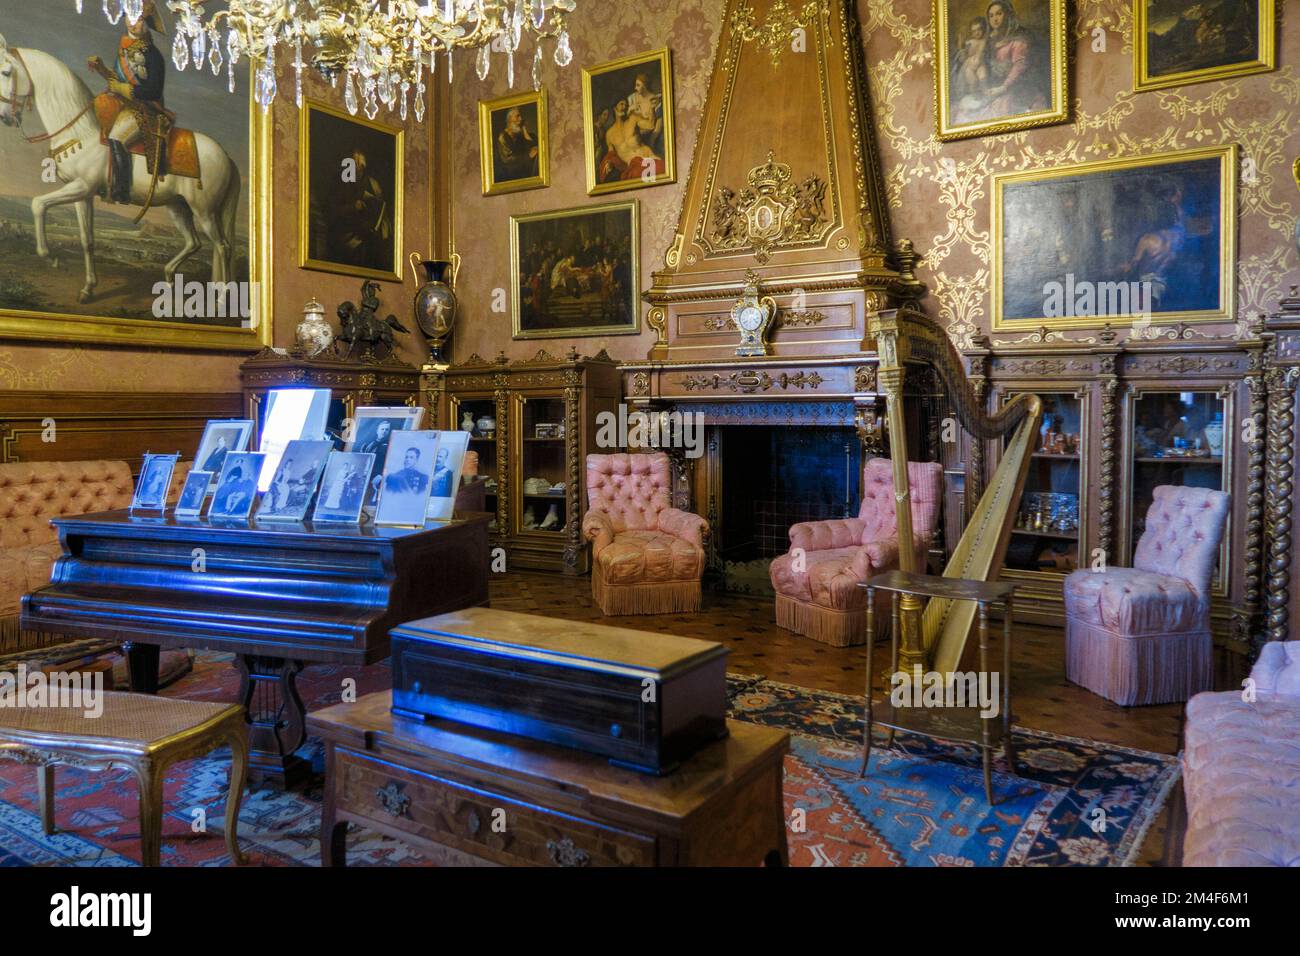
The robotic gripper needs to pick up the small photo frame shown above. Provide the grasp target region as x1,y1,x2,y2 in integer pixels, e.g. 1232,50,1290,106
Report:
209,453,265,522
479,89,549,196
194,420,254,490
312,452,375,524
348,406,426,505
427,431,471,521
375,430,439,527
257,440,333,522
131,454,179,512
175,470,213,518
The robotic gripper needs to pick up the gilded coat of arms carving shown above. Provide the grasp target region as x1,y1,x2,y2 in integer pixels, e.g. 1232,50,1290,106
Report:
709,151,829,263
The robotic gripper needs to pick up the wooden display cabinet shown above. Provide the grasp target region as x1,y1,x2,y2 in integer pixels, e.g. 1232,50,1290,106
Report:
972,334,1265,671
423,349,622,573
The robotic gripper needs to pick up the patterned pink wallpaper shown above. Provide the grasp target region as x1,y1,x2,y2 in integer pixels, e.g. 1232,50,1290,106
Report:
446,0,1299,363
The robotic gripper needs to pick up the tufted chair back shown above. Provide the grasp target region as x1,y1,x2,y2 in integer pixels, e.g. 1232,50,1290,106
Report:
857,458,945,546
0,460,134,551
585,453,672,534
1133,485,1230,598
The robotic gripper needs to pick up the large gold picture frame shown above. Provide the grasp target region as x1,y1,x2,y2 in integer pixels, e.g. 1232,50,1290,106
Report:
992,144,1238,332
479,89,549,197
933,0,1069,141
581,48,675,196
1134,1,1275,93
0,44,272,351
510,200,640,340
298,98,404,283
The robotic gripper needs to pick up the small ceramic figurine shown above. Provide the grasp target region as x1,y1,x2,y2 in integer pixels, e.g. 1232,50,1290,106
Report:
461,411,475,433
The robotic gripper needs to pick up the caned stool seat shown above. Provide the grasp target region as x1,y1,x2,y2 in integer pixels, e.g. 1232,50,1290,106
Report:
0,691,249,866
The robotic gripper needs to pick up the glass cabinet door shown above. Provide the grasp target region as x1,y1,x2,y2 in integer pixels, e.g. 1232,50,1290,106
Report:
452,396,499,528
1128,390,1228,583
516,395,568,535
1005,392,1085,577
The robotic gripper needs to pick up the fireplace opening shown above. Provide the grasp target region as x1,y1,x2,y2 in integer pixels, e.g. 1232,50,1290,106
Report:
715,425,861,595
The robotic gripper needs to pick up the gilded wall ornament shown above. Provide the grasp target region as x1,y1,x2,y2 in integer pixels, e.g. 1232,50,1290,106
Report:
731,0,821,68
709,151,829,263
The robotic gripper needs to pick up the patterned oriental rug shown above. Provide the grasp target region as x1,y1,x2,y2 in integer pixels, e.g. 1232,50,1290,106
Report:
0,656,1177,867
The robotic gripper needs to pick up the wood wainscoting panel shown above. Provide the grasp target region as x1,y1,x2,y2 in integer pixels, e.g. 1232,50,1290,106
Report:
0,391,242,470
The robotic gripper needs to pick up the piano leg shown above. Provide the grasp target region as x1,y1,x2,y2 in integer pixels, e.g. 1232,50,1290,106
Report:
235,655,311,791
123,642,160,694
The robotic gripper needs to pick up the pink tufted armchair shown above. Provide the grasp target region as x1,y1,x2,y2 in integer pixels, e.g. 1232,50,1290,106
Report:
0,460,190,655
582,453,709,616
1064,485,1229,706
769,458,944,647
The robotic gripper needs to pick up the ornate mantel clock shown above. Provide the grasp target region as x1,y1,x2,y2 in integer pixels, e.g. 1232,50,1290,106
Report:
730,271,778,357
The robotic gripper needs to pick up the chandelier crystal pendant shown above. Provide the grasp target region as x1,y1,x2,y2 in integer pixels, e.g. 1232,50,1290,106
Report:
80,1,578,120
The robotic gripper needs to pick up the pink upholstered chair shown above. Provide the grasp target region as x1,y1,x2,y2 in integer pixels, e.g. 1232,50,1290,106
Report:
769,458,944,647
582,453,709,616
1064,485,1229,706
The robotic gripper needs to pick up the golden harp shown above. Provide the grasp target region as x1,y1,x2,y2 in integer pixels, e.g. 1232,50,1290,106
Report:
869,308,1043,674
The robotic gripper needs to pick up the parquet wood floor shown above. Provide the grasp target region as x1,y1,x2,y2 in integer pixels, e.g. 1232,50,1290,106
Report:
488,570,1185,866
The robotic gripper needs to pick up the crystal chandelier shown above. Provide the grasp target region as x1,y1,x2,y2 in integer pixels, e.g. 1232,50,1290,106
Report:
84,1,577,122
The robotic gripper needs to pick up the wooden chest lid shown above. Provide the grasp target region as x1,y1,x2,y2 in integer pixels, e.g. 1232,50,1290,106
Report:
391,608,727,680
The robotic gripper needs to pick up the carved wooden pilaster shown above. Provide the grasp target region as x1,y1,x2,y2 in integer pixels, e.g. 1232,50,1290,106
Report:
1265,364,1300,643
1097,356,1120,562
493,374,510,534
1241,349,1268,649
562,384,583,573
968,378,986,521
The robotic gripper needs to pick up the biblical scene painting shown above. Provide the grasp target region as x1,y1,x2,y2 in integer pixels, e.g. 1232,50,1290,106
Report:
511,201,639,339
0,0,259,347
933,0,1067,140
1136,0,1274,92
582,48,674,195
479,90,548,196
993,147,1235,330
299,99,403,282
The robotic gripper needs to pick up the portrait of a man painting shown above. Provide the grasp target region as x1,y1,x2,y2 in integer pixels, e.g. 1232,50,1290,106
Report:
511,201,639,339
992,146,1236,331
0,0,264,349
299,99,403,282
1136,0,1275,92
479,90,548,196
933,0,1067,140
582,48,674,195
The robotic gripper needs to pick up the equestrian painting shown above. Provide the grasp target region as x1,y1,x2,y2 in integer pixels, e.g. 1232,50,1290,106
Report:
0,1,254,342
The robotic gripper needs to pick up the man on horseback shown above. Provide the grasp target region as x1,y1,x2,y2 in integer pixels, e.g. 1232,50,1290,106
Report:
87,1,169,204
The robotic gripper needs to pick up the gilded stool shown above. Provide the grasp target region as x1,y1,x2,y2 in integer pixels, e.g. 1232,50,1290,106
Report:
0,692,249,866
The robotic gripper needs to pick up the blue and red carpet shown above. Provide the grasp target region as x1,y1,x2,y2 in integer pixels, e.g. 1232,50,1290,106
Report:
0,656,1177,867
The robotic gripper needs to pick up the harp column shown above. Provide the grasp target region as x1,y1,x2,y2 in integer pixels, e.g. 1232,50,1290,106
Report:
871,313,927,672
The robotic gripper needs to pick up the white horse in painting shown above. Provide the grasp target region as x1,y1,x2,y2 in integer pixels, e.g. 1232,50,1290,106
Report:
0,35,240,303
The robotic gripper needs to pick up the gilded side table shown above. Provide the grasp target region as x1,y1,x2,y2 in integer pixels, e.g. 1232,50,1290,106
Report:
0,692,249,866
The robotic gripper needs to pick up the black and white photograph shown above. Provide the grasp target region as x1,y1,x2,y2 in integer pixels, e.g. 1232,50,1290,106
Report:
347,406,425,504
130,453,178,511
194,420,254,490
174,469,212,518
208,452,264,521
374,430,438,527
257,440,332,521
425,431,470,521
311,451,374,524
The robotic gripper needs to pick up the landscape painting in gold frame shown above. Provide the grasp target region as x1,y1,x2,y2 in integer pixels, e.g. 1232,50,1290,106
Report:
1134,1,1275,93
581,48,675,195
510,200,639,340
479,89,549,196
933,0,1068,141
992,145,1237,332
0,2,272,350
298,98,403,283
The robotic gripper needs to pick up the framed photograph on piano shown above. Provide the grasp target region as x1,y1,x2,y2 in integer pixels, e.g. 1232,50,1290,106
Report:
131,453,178,513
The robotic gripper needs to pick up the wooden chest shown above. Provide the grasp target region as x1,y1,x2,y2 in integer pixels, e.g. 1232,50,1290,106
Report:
390,608,729,774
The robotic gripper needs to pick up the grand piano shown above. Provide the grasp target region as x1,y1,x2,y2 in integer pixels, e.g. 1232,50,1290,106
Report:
21,509,490,788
